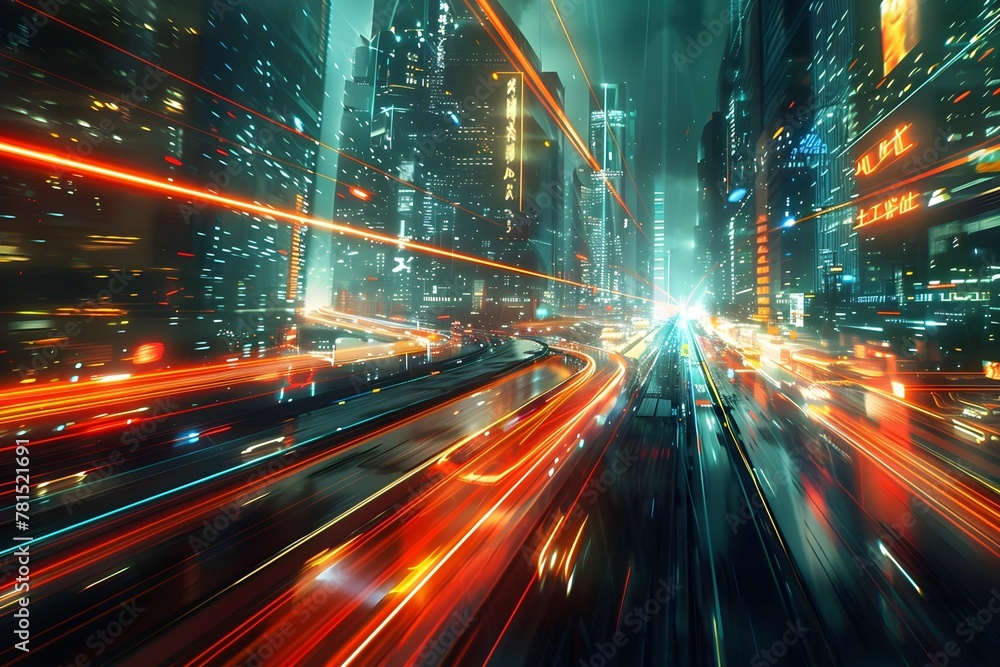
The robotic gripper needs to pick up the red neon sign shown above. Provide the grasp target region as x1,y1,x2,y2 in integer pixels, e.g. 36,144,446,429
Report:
855,124,914,176
855,191,919,228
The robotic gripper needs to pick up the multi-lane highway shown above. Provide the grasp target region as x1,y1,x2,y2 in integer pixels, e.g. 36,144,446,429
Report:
441,319,999,667
452,320,836,666
3,317,998,666
692,321,1000,667
0,330,651,665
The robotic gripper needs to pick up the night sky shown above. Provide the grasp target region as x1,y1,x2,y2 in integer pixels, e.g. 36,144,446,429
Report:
500,0,727,295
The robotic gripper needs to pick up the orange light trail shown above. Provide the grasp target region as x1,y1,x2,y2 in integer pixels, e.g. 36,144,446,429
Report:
332,349,626,666
0,349,407,425
3,0,500,237
794,134,1000,227
0,138,652,304
11,0,656,272
167,346,630,666
5,1,520,235
467,0,590,163
471,364,639,667
0,53,356,195
744,344,1000,557
813,405,1000,558
10,0,306,140
464,0,642,232
181,352,605,665
0,359,564,619
548,0,652,235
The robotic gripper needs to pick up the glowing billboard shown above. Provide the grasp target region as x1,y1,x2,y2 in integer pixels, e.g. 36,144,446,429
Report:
502,75,523,234
881,0,920,76
855,124,914,177
855,191,919,229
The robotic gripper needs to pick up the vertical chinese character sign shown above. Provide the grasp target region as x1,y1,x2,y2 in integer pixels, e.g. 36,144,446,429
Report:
503,75,522,234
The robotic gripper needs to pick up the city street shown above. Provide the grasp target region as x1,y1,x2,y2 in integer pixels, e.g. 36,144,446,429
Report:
3,0,1000,664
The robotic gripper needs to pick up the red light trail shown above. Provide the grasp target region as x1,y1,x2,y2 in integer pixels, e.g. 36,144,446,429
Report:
464,0,643,234
5,1,518,233
172,346,628,666
547,0,653,235
0,138,652,303
8,0,654,263
793,134,1000,228
0,53,356,196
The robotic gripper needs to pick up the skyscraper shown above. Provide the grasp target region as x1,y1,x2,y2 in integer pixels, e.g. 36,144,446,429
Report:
583,82,634,310
330,0,441,318
717,0,761,322
332,0,563,326
0,0,329,380
809,0,858,338
846,0,1000,366
696,113,726,309
652,178,668,314
753,0,817,326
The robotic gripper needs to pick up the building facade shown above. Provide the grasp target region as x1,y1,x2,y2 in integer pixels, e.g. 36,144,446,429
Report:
1,0,329,381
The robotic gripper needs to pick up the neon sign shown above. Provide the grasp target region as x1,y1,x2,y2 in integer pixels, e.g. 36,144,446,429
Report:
754,215,770,321
502,76,522,234
854,191,919,228
855,124,914,177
